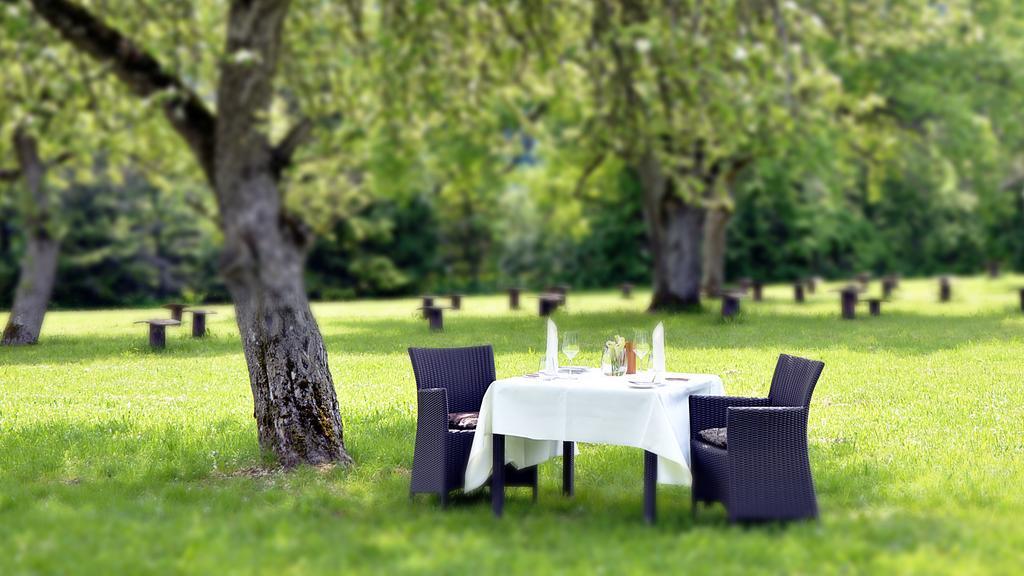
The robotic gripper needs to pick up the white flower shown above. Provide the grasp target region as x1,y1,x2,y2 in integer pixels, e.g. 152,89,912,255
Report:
733,46,749,62
634,38,652,54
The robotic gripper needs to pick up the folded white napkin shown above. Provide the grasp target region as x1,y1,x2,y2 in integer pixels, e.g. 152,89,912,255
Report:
545,318,559,372
652,322,665,373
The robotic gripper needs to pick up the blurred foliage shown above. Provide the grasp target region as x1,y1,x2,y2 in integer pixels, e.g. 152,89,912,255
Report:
3,1,1024,306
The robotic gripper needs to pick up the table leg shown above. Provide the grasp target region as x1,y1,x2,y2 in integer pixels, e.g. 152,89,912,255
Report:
562,441,575,497
644,450,657,525
492,433,505,518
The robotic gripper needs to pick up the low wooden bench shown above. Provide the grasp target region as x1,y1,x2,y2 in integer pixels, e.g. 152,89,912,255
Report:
162,303,187,322
547,285,570,306
939,277,951,302
621,283,634,299
838,286,859,320
539,293,563,317
794,282,805,303
420,295,436,318
187,309,216,338
135,319,181,349
882,276,897,299
420,306,446,331
722,291,743,319
988,261,1001,279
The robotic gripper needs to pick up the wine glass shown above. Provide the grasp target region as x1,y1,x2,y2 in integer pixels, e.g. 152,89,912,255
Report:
633,329,651,380
561,331,580,377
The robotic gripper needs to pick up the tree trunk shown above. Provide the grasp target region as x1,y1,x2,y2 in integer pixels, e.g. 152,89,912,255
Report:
2,129,60,346
218,178,349,466
637,151,706,311
212,0,350,467
702,206,732,298
29,0,352,466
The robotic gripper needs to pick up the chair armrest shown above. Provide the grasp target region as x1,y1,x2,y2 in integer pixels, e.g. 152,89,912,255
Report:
416,388,450,443
689,395,770,438
412,388,451,494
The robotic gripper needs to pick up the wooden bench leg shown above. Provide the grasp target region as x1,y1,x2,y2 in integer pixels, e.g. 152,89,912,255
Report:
192,313,207,338
149,324,166,349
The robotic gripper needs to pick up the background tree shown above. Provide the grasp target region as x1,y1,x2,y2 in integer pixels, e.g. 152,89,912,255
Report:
0,5,119,344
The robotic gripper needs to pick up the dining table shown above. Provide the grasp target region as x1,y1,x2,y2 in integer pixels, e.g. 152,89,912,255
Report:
464,367,725,524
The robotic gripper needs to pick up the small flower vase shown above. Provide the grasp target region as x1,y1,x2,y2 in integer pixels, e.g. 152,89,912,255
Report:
602,342,627,376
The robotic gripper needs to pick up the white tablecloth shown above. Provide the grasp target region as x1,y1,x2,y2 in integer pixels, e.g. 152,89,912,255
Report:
464,370,724,491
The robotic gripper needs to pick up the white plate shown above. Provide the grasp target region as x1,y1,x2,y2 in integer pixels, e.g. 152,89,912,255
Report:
627,380,659,389
558,366,588,375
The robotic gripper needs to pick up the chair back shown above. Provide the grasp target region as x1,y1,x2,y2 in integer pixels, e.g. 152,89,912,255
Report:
767,353,824,408
408,345,496,413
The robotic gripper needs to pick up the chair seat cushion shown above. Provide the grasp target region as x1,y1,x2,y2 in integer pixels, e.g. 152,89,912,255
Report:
448,411,479,430
698,427,728,449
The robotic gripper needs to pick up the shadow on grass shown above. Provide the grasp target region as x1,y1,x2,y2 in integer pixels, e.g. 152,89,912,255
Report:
2,306,1020,367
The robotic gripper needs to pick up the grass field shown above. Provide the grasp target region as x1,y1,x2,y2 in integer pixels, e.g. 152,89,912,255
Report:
2,276,1024,574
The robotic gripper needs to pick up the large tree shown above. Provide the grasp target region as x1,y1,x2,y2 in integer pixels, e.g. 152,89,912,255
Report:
0,6,116,345
26,0,351,466
22,0,546,466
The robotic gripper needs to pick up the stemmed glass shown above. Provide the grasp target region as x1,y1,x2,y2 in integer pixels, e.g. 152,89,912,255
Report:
562,331,580,378
633,329,651,381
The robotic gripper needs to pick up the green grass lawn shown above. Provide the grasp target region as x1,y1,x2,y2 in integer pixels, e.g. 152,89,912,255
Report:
2,276,1023,574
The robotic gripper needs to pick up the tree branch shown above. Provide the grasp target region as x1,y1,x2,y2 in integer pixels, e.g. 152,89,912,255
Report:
573,152,607,199
271,117,314,178
28,0,217,182
46,152,74,169
0,168,19,182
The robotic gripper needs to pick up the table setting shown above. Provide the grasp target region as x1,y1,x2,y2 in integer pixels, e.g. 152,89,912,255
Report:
465,319,725,523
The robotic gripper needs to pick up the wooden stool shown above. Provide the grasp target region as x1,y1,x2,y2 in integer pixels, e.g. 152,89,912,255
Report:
752,281,763,302
135,319,180,349
987,261,1001,279
794,282,805,303
840,286,859,320
882,276,897,299
547,285,570,306
867,298,882,316
539,294,561,317
507,288,521,310
722,292,742,319
420,296,435,318
162,303,187,322
420,306,445,331
939,277,951,302
621,283,634,299
187,309,216,338
449,294,462,311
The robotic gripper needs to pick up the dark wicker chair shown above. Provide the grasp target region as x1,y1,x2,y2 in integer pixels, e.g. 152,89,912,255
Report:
689,353,825,522
408,345,538,506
